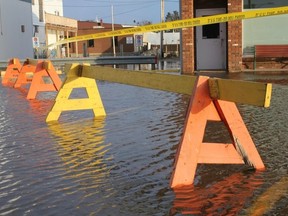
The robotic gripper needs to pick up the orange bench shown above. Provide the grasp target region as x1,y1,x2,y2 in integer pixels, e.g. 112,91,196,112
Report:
254,45,288,69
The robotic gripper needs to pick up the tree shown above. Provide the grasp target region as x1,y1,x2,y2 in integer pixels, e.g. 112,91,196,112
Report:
134,20,152,26
165,10,180,22
165,10,180,32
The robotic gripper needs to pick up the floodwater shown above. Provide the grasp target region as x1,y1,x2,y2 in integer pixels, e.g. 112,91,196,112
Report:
0,71,288,215
124,58,181,71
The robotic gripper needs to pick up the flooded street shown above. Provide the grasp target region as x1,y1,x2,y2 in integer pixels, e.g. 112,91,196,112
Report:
0,72,288,215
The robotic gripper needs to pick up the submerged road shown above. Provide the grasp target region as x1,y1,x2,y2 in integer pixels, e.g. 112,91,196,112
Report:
0,73,287,215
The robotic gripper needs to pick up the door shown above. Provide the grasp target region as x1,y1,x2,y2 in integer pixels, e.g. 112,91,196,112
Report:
196,8,227,70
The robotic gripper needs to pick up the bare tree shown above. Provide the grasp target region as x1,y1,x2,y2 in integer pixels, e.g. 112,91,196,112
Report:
165,10,180,32
165,10,180,22
134,20,152,26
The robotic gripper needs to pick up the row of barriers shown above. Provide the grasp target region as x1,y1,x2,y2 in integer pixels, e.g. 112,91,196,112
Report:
2,58,62,99
1,58,273,188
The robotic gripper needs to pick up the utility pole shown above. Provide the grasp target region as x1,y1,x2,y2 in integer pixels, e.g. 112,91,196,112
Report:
111,5,116,57
111,5,116,68
160,0,164,59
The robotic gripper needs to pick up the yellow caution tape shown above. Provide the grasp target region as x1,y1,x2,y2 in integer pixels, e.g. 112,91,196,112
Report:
48,6,288,47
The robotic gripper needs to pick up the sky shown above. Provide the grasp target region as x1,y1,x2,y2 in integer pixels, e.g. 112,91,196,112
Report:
62,0,179,25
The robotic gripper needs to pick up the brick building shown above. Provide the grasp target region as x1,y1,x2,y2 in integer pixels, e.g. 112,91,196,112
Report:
180,0,288,74
74,21,135,57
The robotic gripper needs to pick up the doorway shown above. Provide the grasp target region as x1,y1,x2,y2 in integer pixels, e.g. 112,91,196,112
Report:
195,8,227,70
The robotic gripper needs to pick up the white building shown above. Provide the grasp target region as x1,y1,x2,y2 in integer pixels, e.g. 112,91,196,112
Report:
0,0,34,60
142,32,180,57
0,0,74,60
32,0,77,58
32,0,62,57
143,32,180,47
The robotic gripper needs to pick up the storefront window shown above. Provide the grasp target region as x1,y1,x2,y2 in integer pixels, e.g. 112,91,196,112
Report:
244,0,287,9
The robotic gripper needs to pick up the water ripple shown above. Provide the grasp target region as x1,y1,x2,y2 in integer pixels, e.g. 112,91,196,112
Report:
0,77,287,215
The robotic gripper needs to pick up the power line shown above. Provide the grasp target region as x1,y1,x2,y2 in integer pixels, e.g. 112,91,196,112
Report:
60,0,158,7
105,3,158,18
41,0,179,23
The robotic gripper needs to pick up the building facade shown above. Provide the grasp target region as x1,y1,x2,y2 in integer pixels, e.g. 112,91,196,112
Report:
142,32,180,57
181,0,288,74
32,0,64,47
74,21,135,57
32,0,77,58
0,0,34,60
45,13,77,58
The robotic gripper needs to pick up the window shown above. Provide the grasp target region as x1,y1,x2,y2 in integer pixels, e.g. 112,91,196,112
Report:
34,25,39,35
21,25,25,33
126,37,133,44
111,36,118,47
88,39,94,48
202,23,220,39
244,0,287,9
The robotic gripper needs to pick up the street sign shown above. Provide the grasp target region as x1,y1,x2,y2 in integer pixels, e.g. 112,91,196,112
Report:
135,35,143,47
32,37,40,48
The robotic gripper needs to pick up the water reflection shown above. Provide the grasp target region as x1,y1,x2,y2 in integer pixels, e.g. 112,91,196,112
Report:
28,98,54,118
48,118,115,211
243,176,288,216
171,171,263,215
123,59,180,71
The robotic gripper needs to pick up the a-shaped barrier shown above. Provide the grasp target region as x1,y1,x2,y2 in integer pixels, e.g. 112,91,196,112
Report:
43,64,273,187
4,58,62,99
46,63,106,122
170,76,266,188
1,58,22,86
14,59,39,88
78,65,272,188
26,60,62,99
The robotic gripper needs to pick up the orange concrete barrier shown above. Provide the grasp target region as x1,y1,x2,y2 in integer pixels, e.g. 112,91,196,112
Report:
1,58,22,86
170,76,265,188
14,59,38,88
26,60,62,99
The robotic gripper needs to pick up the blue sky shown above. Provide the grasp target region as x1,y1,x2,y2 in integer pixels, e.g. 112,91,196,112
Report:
63,0,179,25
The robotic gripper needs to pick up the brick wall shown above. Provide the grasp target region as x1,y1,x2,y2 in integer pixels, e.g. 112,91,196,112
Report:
181,0,194,75
227,0,243,72
181,0,243,74
75,21,134,57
